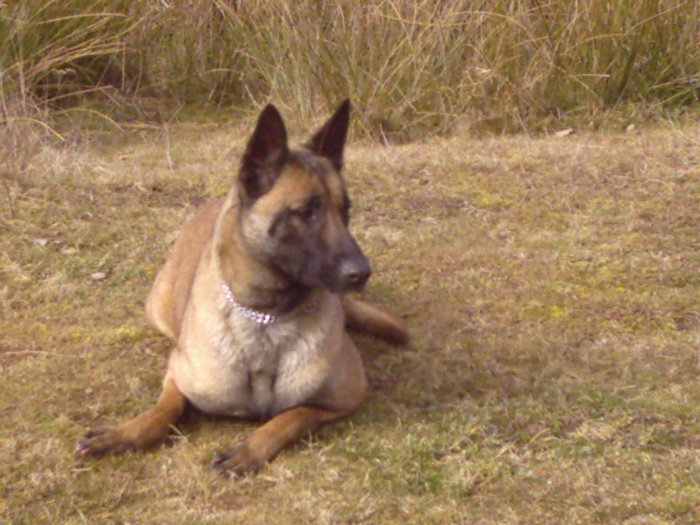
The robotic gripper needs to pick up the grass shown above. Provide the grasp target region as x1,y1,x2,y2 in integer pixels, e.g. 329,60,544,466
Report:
2,114,699,523
2,1,700,136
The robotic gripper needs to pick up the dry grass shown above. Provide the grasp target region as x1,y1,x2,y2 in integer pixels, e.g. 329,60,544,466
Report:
2,1,700,136
1,118,700,523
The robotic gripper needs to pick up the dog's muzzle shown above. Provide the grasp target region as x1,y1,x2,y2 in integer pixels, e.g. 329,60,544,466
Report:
337,255,371,292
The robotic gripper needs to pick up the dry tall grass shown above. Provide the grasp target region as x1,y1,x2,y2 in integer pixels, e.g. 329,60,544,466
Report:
2,0,699,136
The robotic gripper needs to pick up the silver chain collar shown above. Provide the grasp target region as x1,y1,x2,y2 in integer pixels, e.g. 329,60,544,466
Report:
221,282,319,325
221,282,279,325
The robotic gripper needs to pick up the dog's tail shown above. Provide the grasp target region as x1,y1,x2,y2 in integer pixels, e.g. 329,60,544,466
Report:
342,296,408,345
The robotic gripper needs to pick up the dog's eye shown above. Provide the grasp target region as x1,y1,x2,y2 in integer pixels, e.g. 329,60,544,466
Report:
293,201,319,223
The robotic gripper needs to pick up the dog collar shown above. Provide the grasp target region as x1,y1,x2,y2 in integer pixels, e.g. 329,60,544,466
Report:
221,282,319,325
221,282,279,325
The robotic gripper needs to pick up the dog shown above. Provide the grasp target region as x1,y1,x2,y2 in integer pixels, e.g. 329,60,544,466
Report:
76,100,407,475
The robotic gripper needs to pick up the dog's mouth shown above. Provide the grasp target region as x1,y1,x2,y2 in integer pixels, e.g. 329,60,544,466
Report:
273,255,371,294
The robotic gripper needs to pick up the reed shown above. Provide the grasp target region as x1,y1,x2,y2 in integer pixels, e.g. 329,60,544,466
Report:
1,0,699,136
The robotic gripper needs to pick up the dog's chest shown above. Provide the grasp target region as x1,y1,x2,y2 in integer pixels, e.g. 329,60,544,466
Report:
223,322,299,414
173,312,331,419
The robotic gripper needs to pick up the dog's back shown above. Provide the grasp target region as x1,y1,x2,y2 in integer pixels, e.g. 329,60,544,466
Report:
146,198,225,341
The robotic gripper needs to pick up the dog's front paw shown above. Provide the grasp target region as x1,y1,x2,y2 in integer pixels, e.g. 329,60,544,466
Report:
75,426,135,457
211,443,265,477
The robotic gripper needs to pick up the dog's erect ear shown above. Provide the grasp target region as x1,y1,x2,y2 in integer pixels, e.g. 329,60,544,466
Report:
304,99,350,172
239,104,289,201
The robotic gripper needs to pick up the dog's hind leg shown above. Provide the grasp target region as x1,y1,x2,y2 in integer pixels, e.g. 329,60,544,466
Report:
76,373,186,457
343,295,408,345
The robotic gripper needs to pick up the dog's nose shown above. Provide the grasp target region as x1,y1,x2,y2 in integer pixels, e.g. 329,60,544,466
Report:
339,257,371,291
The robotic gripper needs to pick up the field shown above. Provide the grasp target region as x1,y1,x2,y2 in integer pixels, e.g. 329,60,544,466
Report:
2,0,700,523
2,115,699,523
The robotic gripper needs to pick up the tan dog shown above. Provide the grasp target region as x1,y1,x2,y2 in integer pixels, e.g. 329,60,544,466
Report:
76,101,407,475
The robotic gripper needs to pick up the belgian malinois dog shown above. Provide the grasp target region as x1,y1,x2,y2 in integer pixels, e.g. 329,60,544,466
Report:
76,100,407,475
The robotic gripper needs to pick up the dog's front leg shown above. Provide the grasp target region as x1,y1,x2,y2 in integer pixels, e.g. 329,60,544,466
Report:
76,374,186,457
211,406,348,476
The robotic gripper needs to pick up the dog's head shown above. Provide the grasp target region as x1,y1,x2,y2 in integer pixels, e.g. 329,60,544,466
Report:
234,100,370,293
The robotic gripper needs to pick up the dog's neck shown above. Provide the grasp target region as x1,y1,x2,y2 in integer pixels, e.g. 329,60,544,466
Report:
214,200,315,316
220,280,315,325
228,279,313,316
